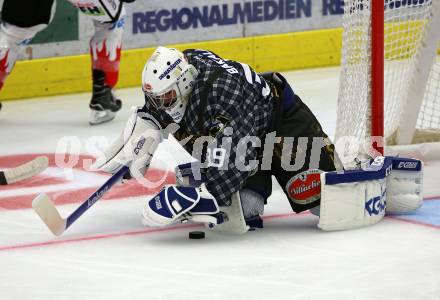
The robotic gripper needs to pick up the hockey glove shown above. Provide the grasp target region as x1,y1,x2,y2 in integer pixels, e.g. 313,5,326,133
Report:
142,183,221,227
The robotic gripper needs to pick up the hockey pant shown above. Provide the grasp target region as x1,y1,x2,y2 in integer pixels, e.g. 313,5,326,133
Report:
243,72,341,213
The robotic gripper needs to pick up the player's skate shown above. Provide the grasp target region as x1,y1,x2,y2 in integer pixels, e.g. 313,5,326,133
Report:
89,70,121,125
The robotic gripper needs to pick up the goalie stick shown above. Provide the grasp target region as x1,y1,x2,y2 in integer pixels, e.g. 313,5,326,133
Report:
0,156,49,185
32,165,129,236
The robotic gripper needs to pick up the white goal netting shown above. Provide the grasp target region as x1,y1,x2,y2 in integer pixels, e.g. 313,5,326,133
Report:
336,0,440,158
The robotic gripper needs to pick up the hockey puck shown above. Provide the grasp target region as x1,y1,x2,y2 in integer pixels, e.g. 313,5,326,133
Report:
189,231,205,239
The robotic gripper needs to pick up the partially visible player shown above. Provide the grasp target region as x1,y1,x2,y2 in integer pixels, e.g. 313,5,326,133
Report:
94,46,341,233
0,0,135,125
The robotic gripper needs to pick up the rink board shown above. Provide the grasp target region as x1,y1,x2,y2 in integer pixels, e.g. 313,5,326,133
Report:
0,28,343,101
1,67,439,299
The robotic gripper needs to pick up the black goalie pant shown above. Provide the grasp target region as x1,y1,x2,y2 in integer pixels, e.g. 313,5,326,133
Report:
243,94,339,213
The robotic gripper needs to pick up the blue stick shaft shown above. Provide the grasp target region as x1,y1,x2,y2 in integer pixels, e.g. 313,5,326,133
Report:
66,166,129,229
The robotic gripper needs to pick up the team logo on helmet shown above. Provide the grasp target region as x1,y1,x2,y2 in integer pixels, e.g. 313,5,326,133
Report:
158,58,182,80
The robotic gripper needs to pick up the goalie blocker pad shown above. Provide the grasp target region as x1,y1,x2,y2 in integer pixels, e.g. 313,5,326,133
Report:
318,156,423,231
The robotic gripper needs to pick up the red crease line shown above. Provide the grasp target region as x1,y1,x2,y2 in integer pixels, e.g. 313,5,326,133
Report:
387,215,440,230
0,212,298,252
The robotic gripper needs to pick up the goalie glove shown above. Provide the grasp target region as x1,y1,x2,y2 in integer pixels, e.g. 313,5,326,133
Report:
91,107,162,180
142,183,221,227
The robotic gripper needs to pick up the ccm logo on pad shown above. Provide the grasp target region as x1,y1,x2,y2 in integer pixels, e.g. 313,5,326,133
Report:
397,161,418,169
134,137,146,155
365,189,386,216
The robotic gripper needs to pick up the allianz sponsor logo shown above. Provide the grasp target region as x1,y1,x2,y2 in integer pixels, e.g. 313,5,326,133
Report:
397,161,418,169
133,0,313,34
159,59,182,80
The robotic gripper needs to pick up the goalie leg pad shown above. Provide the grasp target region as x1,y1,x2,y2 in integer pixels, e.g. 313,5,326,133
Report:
317,156,423,230
386,158,423,214
318,156,390,231
318,176,387,231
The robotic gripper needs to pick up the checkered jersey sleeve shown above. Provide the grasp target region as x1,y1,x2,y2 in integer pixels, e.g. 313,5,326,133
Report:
202,76,261,206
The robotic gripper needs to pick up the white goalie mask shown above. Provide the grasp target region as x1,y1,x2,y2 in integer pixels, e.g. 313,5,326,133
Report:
141,47,199,123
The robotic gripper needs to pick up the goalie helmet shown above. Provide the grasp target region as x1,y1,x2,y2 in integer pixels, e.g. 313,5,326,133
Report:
141,47,199,123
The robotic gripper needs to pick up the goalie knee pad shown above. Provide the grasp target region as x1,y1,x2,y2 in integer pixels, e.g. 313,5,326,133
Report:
208,189,265,234
240,189,264,219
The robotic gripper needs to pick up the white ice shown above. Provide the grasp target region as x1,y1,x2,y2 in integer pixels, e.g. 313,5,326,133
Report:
0,67,439,300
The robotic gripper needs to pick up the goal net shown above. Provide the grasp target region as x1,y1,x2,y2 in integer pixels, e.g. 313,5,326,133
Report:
335,0,440,162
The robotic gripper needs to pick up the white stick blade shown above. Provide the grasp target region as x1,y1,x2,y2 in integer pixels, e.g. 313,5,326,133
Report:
32,194,66,236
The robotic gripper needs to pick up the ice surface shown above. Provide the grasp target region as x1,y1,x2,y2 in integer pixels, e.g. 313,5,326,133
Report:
0,67,439,300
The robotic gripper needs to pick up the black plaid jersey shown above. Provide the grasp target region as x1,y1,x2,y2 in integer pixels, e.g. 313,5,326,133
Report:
141,49,274,206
